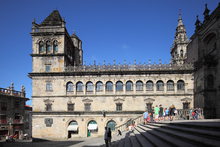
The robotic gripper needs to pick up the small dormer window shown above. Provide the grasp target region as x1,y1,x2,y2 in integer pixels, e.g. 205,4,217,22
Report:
39,41,44,53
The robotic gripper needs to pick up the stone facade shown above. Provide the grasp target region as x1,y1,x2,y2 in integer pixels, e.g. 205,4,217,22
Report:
29,10,194,139
187,4,220,118
0,83,29,139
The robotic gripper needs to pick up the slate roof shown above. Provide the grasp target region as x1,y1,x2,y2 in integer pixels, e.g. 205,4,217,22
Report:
40,10,63,26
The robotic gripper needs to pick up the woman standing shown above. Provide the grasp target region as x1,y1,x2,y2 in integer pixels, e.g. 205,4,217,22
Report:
169,104,176,121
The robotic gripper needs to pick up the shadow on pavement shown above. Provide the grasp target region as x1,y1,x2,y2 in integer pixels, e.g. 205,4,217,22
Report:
0,140,83,147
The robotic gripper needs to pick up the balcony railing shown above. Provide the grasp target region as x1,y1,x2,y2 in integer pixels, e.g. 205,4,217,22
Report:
13,119,23,124
65,63,194,72
0,88,25,97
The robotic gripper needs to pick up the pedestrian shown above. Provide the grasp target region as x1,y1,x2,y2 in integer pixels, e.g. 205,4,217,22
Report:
154,105,160,122
164,108,169,121
107,128,112,146
159,104,164,121
117,129,122,136
169,104,176,121
150,107,154,122
104,127,109,147
143,110,149,124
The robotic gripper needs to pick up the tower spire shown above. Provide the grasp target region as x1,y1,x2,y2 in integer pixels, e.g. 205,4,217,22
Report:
171,11,189,65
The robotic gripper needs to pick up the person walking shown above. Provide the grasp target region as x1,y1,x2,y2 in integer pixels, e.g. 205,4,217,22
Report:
154,105,160,122
159,104,164,121
107,128,112,146
169,104,176,121
104,127,109,147
143,110,149,124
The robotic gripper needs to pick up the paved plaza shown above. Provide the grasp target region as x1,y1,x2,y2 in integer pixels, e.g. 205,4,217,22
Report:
0,135,119,147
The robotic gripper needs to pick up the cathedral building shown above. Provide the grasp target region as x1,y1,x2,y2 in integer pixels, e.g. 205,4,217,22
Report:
187,3,220,119
29,10,194,139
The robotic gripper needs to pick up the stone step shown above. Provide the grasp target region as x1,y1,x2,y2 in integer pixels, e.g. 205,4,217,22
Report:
129,131,142,147
132,129,154,147
136,125,170,147
147,122,220,140
143,124,220,147
139,124,194,147
124,131,132,147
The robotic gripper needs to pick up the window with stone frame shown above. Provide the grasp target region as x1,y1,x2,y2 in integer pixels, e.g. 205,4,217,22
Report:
84,103,91,111
67,103,74,111
116,81,123,91
146,81,154,91
126,81,133,91
96,81,103,92
156,80,164,91
45,103,52,111
45,64,51,72
86,82,94,92
53,40,58,53
1,102,7,111
167,80,174,91
136,81,143,91
177,80,185,90
46,81,53,91
76,82,83,92
106,81,113,91
46,40,52,54
66,82,74,92
183,102,190,109
116,103,122,111
146,103,152,112
39,41,44,53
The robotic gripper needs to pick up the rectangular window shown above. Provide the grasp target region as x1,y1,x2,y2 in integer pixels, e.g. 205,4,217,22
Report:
68,103,74,111
84,103,91,111
45,65,51,72
46,82,52,91
45,104,52,111
116,103,122,111
14,101,20,109
1,102,7,111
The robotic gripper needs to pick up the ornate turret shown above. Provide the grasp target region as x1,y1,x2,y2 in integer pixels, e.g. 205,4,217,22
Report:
203,4,210,21
171,11,189,65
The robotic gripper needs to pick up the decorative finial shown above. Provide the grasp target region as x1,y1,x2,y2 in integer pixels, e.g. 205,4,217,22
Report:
195,15,201,30
203,3,210,21
178,9,182,19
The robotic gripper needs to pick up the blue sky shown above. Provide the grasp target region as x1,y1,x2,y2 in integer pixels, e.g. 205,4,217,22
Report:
0,0,219,105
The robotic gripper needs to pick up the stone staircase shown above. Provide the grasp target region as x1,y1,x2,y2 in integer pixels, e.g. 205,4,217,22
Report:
111,119,220,147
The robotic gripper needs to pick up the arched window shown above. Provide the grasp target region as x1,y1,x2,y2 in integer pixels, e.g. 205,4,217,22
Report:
46,41,52,53
180,50,183,57
66,82,73,92
39,41,44,53
136,80,143,91
207,75,214,89
116,81,123,91
156,80,164,91
76,82,83,92
126,81,133,91
53,40,58,53
177,80,185,90
106,81,113,91
146,81,153,91
96,81,103,91
107,120,116,131
67,121,78,137
167,80,174,91
88,120,98,133
86,82,93,92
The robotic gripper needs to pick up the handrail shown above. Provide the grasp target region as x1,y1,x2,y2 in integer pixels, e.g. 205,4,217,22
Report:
115,115,143,132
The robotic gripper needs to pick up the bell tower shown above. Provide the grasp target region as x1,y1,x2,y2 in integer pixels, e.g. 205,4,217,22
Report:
31,10,82,73
171,12,189,65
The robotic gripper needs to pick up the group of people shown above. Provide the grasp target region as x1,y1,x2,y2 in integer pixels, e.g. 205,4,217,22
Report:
104,127,112,147
143,104,177,124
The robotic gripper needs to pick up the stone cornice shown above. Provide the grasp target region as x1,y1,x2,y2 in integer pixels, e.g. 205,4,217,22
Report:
32,111,144,115
30,53,65,57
